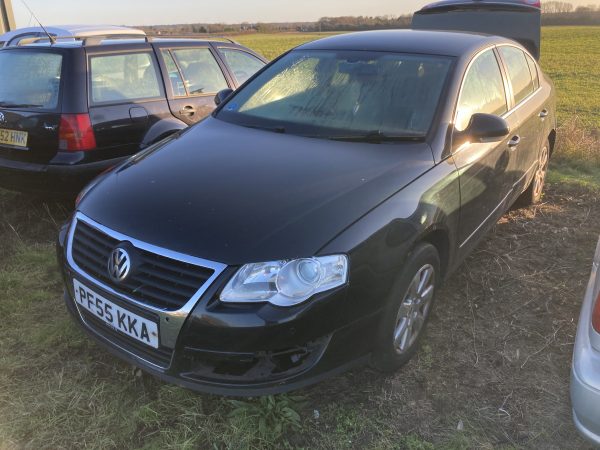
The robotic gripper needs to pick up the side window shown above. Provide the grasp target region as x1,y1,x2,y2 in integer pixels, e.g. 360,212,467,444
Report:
160,50,187,97
499,46,535,105
90,52,161,104
219,48,265,85
455,49,508,132
525,53,540,90
170,48,229,95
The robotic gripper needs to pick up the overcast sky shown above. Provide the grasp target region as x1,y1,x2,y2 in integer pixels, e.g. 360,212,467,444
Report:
12,0,600,26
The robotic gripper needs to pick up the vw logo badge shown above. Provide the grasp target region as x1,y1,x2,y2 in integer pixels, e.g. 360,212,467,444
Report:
108,247,131,283
0,112,5,124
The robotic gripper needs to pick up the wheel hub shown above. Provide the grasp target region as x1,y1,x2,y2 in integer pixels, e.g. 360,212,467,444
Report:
393,264,435,354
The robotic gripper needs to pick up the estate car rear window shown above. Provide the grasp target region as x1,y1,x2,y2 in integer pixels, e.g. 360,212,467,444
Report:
90,52,162,104
0,50,62,109
217,50,453,140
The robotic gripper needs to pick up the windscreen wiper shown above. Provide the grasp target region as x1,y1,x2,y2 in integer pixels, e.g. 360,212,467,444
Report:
241,123,286,134
324,130,426,143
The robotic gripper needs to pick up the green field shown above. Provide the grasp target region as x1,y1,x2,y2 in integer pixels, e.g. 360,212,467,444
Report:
1,27,599,450
541,27,600,128
233,32,336,60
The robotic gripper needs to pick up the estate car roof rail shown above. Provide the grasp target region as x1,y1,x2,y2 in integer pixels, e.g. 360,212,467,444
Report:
17,33,151,46
144,35,240,45
16,34,241,47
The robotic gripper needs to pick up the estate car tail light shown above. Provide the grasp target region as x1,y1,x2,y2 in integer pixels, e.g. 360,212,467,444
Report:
593,290,600,334
59,114,97,152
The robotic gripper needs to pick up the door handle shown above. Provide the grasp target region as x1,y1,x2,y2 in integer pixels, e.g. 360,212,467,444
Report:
508,136,521,148
539,109,549,119
179,105,196,116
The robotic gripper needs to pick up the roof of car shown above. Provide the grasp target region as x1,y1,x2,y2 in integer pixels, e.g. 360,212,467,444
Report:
0,25,145,40
8,37,241,49
297,29,509,57
418,0,541,11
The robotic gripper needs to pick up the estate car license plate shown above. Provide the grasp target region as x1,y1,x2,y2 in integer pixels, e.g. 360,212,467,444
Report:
0,129,28,148
73,279,159,349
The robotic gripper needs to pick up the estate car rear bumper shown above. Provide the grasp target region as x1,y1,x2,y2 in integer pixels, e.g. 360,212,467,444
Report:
0,155,126,195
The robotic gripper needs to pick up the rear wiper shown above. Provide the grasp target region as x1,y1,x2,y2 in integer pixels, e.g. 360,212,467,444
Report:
325,130,425,143
0,102,43,108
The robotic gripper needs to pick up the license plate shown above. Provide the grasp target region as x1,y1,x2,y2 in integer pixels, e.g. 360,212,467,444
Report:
73,279,159,349
0,128,28,148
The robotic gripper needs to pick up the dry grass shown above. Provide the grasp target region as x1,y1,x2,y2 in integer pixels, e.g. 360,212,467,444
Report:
0,172,598,449
554,116,600,166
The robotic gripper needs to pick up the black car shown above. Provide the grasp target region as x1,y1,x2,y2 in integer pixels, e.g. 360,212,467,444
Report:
58,1,556,395
0,35,266,194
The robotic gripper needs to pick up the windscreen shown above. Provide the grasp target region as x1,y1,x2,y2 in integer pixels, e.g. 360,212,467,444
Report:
0,50,63,110
217,50,453,140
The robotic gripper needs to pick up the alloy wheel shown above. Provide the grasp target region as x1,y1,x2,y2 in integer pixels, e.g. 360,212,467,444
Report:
393,264,435,354
533,145,549,200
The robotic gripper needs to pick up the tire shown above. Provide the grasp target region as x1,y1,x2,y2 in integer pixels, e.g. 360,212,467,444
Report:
370,243,440,373
514,139,550,209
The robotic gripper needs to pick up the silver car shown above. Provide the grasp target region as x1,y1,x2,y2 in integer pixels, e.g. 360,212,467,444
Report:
571,237,600,445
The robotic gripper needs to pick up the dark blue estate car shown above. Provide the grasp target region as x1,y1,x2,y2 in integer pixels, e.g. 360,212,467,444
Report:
0,34,265,194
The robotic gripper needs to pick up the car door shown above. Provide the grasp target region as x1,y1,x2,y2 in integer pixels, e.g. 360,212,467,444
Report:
498,45,545,196
156,45,232,125
88,48,169,159
452,48,518,253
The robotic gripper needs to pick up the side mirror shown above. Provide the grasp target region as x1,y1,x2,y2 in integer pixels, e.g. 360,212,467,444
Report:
214,88,234,106
465,113,510,142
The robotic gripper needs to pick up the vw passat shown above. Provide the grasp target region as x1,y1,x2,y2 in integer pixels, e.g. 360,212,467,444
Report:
58,10,556,395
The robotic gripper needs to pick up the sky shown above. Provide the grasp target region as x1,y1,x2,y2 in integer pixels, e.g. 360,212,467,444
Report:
12,0,600,26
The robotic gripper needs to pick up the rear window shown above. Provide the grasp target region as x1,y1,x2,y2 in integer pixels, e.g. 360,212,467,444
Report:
499,46,535,105
90,52,162,104
0,50,62,109
525,53,540,89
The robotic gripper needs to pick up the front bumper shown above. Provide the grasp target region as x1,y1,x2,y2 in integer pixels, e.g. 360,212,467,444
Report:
0,154,126,195
570,239,600,446
57,221,379,396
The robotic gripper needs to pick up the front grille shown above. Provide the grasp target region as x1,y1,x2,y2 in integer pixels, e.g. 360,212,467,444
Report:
71,219,215,311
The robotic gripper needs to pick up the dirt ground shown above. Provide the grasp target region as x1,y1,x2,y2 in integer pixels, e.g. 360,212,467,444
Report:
298,180,600,449
0,179,598,449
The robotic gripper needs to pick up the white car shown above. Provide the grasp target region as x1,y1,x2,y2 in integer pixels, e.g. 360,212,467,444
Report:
0,24,145,47
571,237,600,445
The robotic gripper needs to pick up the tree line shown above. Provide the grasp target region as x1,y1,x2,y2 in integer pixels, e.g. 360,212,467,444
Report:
142,3,600,36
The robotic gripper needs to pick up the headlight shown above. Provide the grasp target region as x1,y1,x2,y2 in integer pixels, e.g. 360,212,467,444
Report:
220,255,349,307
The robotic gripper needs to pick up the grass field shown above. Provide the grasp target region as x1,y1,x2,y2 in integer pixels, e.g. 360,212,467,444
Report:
1,27,599,450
